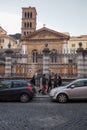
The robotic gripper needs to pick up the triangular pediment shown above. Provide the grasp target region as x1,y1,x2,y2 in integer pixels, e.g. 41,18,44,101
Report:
23,27,69,40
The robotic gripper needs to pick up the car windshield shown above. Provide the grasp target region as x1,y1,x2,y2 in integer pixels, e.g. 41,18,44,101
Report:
63,79,77,87
61,80,74,86
65,79,87,88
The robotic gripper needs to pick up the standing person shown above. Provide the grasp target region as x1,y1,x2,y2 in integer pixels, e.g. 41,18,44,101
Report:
42,74,47,94
38,75,42,94
58,75,62,86
30,75,36,86
47,75,52,93
53,74,58,88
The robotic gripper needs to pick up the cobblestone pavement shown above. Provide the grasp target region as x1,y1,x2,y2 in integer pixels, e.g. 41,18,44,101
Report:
0,96,87,130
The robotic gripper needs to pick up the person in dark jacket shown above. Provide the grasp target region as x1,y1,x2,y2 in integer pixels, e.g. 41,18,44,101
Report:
58,75,62,86
53,74,58,88
47,75,52,93
30,75,36,86
42,74,47,94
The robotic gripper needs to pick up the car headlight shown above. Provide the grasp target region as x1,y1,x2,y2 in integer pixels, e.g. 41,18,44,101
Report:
54,91,58,96
50,89,58,96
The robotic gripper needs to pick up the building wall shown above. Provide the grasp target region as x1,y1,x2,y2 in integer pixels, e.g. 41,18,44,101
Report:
0,36,17,49
68,35,87,53
20,27,71,77
0,27,17,49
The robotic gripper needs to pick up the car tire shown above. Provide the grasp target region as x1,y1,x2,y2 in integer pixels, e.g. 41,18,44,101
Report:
20,94,30,103
57,93,68,103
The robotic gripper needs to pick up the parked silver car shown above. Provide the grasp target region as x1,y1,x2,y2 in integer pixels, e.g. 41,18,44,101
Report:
50,78,87,103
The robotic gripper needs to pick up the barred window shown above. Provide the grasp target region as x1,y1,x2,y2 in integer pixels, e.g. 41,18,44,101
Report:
51,49,57,63
32,50,38,63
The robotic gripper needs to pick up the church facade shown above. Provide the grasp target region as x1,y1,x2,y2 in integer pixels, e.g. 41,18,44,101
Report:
20,7,77,78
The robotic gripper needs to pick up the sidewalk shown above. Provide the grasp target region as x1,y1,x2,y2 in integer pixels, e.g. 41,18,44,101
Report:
35,87,50,98
35,90,49,98
35,93,49,98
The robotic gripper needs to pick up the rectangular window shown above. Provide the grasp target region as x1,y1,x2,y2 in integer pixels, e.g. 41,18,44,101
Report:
0,39,4,43
72,44,75,47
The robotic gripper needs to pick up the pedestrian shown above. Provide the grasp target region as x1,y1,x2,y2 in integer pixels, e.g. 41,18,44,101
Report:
58,75,62,86
38,76,42,94
47,75,52,93
30,75,36,86
42,74,47,94
53,74,58,88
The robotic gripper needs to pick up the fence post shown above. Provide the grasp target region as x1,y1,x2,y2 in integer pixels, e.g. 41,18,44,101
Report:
42,43,50,76
76,42,87,78
5,49,13,78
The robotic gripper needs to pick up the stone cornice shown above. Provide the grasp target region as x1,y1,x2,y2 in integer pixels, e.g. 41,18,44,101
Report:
21,37,68,42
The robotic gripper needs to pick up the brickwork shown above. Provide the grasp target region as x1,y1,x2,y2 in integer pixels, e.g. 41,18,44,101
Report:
21,7,37,36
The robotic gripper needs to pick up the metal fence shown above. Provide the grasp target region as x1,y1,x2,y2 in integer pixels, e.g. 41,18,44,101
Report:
0,50,78,80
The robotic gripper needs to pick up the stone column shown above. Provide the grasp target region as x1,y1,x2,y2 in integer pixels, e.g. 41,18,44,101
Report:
5,49,13,77
76,42,87,78
42,43,50,76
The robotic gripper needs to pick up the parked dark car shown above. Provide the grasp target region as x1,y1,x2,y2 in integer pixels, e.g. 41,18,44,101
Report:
0,80,36,103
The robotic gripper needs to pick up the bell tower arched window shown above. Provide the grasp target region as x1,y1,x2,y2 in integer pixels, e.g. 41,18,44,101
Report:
25,12,27,18
24,22,26,28
28,12,29,18
30,22,32,28
30,12,32,18
27,22,29,28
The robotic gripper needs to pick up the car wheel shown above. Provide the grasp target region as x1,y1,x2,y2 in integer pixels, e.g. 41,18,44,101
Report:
57,93,68,103
20,94,30,103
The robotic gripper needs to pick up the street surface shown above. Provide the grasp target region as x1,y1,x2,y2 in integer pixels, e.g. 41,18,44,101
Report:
0,96,87,130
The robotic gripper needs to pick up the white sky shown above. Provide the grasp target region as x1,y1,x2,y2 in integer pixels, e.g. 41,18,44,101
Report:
0,0,87,36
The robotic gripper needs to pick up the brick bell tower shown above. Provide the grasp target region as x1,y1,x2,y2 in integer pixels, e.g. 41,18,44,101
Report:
21,6,37,36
